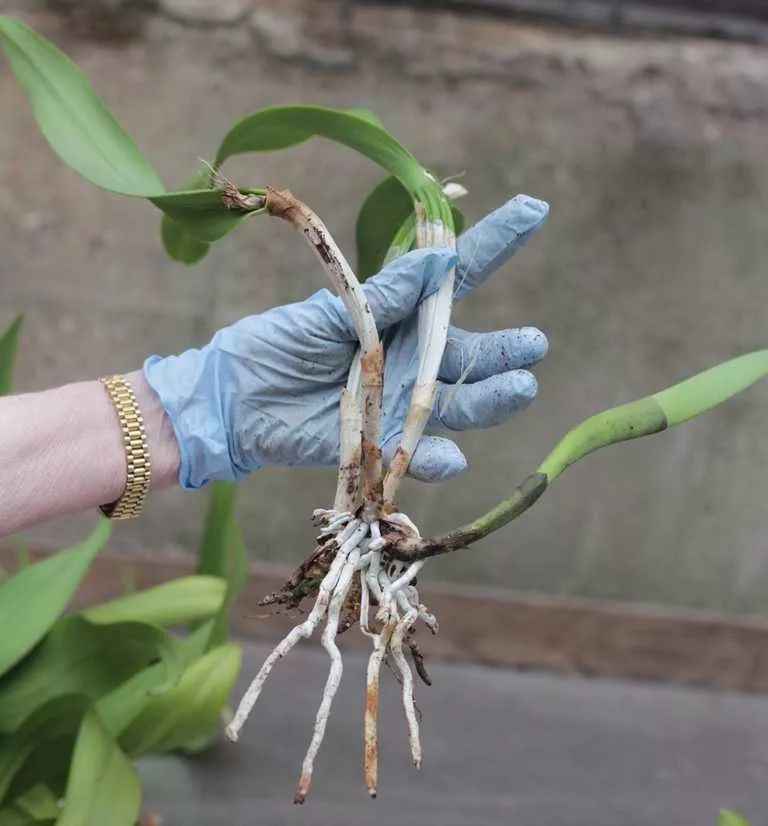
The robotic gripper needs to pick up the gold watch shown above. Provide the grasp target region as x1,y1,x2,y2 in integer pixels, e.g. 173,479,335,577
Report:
99,375,151,519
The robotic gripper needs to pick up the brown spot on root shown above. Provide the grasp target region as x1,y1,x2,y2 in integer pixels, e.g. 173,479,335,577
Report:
266,186,352,292
386,446,411,493
338,577,362,634
408,638,433,686
362,439,383,487
294,775,310,805
364,676,379,797
360,346,384,385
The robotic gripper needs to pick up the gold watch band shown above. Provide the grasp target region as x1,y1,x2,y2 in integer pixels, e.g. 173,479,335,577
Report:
99,375,151,520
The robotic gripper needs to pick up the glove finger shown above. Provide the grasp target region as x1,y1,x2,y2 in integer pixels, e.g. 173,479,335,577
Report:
454,194,548,302
431,370,538,431
357,247,457,336
296,245,453,342
382,433,467,482
439,325,548,384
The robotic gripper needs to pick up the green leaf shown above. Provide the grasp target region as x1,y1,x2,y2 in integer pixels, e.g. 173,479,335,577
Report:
95,622,213,738
0,316,22,397
0,803,54,825
355,176,414,281
81,575,225,627
161,216,211,264
151,188,265,243
0,19,262,253
196,482,247,649
344,108,388,129
56,711,140,826
12,784,59,821
719,811,751,826
0,616,182,734
0,520,111,679
118,643,241,757
214,107,451,232
0,17,162,197
451,204,466,236
216,106,418,184
158,168,214,263
0,696,87,804
355,177,466,281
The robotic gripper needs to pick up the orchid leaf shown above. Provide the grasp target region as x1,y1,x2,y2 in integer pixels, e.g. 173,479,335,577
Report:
0,696,87,804
118,643,241,757
81,575,225,627
0,520,111,678
355,176,466,280
719,810,751,826
196,481,247,649
0,17,161,196
95,622,213,740
0,18,261,248
0,617,182,734
56,710,140,826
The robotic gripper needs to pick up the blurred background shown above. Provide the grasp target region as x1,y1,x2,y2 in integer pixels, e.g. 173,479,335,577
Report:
1,0,767,613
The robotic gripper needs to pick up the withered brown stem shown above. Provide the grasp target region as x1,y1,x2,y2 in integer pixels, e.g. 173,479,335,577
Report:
265,186,384,517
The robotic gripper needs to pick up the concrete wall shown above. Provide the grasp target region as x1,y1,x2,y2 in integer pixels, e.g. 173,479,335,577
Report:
1,1,766,612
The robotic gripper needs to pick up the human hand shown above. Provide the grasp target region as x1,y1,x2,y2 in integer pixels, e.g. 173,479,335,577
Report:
144,195,549,489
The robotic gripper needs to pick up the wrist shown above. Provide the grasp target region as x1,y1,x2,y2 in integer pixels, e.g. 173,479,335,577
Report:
124,370,180,492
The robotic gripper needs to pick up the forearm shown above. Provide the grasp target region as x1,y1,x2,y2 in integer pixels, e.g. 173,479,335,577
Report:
0,370,180,535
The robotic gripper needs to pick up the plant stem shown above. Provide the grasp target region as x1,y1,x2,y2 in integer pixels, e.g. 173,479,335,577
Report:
334,388,362,512
383,199,456,503
264,187,384,517
387,472,548,561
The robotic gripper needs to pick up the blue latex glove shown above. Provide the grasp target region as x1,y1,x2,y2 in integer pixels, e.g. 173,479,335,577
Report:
145,195,549,489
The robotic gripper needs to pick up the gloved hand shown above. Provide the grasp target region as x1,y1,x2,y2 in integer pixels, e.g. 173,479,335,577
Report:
144,195,549,490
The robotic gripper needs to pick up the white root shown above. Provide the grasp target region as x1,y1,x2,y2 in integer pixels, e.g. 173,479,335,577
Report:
364,613,396,798
225,520,365,742
295,548,360,803
359,567,374,637
377,560,425,622
390,603,421,768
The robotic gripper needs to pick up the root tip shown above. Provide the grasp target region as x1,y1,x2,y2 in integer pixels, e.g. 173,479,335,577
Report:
224,725,239,743
295,773,311,804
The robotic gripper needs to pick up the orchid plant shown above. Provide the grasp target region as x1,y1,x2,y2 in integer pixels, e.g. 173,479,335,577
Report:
1,15,766,813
